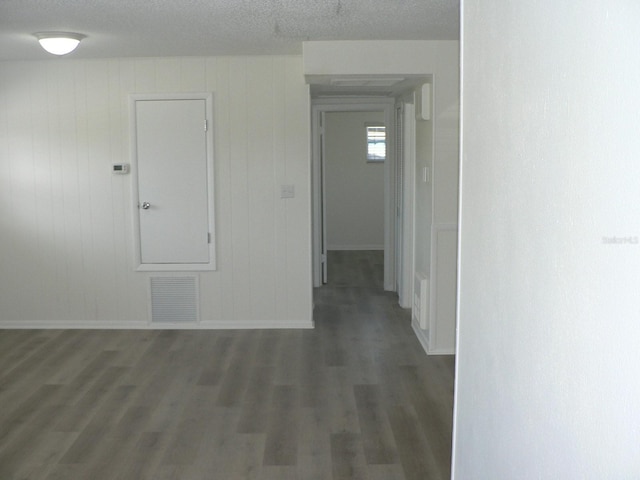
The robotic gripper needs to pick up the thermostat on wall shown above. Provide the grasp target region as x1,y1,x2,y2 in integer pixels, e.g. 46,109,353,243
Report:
112,163,130,174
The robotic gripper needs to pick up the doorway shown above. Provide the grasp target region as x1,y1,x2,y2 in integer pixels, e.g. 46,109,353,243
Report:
311,98,396,291
324,110,386,287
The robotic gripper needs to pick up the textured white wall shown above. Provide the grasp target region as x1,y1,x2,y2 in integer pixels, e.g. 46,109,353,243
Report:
454,1,640,478
324,111,385,250
0,56,312,327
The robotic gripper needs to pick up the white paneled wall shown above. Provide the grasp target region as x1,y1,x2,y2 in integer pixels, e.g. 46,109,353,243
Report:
0,56,312,327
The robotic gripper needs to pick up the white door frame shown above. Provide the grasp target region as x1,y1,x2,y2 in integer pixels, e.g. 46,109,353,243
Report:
311,97,396,291
399,100,416,308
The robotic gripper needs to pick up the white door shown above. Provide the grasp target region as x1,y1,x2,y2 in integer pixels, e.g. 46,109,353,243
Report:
134,97,212,267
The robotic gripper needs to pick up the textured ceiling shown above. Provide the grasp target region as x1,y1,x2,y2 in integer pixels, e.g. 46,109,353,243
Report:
0,0,459,61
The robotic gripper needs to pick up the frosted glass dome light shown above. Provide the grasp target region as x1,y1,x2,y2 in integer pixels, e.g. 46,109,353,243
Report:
35,32,85,55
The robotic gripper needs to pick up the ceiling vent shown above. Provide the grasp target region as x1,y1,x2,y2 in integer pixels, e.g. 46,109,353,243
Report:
329,77,406,88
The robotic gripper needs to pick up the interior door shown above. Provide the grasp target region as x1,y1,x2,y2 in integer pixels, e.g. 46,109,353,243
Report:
134,98,211,267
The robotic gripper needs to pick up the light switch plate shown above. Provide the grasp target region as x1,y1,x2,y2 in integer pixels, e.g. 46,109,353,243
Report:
422,167,430,183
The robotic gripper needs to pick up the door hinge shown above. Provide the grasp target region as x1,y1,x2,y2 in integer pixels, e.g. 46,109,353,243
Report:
204,119,208,132
321,253,327,263
207,232,212,244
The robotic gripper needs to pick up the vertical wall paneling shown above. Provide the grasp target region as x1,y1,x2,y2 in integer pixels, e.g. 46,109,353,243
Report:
180,57,207,92
0,67,12,316
283,56,312,322
247,57,277,320
86,61,117,320
227,58,252,321
271,56,289,322
108,59,132,321
155,58,182,91
0,56,312,328
430,224,457,354
211,56,235,322
61,63,87,321
45,64,70,319
133,58,157,93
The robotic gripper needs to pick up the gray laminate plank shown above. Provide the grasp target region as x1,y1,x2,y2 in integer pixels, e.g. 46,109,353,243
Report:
296,407,333,480
191,428,264,480
57,426,107,465
82,384,135,431
195,335,233,386
215,331,259,407
147,464,186,480
260,465,299,479
254,330,282,367
0,431,76,480
43,463,85,480
273,330,303,385
53,365,129,433
113,431,169,480
160,385,219,466
262,385,299,466
39,331,114,386
0,403,69,478
143,360,202,432
298,329,323,383
353,384,399,465
329,432,369,480
236,366,275,434
387,405,442,480
0,330,67,383
321,367,360,434
366,464,406,480
399,365,453,479
0,330,84,410
0,330,38,361
0,384,63,445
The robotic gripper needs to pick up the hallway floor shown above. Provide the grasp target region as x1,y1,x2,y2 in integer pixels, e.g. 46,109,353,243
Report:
0,250,454,480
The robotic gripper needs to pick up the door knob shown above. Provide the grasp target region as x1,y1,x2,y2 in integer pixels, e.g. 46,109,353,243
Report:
141,202,151,210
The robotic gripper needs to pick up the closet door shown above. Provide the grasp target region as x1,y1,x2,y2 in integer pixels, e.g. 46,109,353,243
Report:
132,95,215,270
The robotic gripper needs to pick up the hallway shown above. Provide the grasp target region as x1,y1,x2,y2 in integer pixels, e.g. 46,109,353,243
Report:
0,251,454,480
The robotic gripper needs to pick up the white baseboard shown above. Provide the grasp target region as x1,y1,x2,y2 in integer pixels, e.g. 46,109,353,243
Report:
411,317,455,355
199,320,314,329
0,319,314,330
0,320,149,329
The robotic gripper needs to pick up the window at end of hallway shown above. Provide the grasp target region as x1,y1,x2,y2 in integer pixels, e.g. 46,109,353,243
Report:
366,124,385,162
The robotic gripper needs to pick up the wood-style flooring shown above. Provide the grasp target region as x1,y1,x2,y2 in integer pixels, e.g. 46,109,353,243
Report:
0,250,455,480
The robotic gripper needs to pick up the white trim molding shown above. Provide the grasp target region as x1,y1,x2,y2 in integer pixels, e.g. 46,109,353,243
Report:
0,319,314,330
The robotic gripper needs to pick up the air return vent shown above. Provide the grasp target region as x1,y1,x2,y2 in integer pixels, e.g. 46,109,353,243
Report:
149,275,199,323
413,272,429,330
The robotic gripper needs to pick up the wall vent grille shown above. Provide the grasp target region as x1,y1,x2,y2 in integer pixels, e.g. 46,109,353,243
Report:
413,272,429,330
150,275,199,323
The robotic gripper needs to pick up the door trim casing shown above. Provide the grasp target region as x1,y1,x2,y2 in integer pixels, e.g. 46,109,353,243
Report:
129,93,216,271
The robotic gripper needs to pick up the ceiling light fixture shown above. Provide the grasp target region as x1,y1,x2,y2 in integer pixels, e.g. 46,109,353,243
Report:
34,32,86,56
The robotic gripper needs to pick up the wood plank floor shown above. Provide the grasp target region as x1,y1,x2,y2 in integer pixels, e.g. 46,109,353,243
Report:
0,250,455,480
